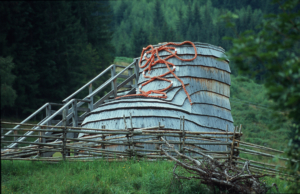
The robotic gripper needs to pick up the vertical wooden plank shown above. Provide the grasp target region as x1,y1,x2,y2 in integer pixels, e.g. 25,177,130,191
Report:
101,125,106,150
158,121,162,157
63,126,67,160
111,65,117,98
62,108,67,161
13,130,18,142
113,79,117,98
89,84,93,111
111,64,116,90
72,100,78,156
133,63,139,89
230,126,237,165
130,113,133,130
179,116,182,152
128,67,133,86
182,116,185,154
123,115,130,152
38,129,45,157
72,100,78,127
46,104,51,127
38,130,41,157
226,125,228,157
130,113,135,158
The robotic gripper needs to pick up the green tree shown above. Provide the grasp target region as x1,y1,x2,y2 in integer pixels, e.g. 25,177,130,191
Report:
131,28,148,57
153,0,165,42
0,1,114,116
0,56,16,109
223,0,300,191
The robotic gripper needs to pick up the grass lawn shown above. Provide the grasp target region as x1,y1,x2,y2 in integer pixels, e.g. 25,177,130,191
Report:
1,159,289,194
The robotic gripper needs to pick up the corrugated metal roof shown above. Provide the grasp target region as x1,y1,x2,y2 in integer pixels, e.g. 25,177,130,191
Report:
80,42,234,152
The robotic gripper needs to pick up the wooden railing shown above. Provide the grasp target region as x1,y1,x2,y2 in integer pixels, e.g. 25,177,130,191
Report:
1,59,140,149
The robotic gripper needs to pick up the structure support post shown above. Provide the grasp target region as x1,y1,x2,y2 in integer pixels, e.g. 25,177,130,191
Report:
130,113,135,159
128,67,133,86
101,125,106,150
226,125,228,157
133,60,139,89
62,108,67,161
230,126,237,166
89,84,93,111
72,100,78,156
182,116,185,155
111,65,117,98
46,104,51,126
123,115,130,158
179,116,182,152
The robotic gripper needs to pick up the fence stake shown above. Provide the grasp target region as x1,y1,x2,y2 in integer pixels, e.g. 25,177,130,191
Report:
130,113,135,159
101,125,106,150
123,115,130,154
226,125,228,157
62,108,67,161
179,116,182,152
182,116,185,155
157,122,162,157
13,130,18,142
230,126,237,165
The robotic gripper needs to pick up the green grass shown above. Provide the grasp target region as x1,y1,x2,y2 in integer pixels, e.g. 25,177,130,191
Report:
1,159,289,194
114,57,135,65
1,160,211,194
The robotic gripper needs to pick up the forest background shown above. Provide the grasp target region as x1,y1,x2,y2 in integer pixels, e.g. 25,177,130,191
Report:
1,0,278,117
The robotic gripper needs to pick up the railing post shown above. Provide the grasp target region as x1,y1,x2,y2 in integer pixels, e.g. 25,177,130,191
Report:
14,130,18,142
134,60,139,89
111,64,117,98
89,84,93,111
113,79,117,98
46,104,51,126
128,67,133,87
62,108,67,161
72,100,78,127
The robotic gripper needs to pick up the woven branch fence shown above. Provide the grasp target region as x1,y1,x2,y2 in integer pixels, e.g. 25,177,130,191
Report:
0,118,295,180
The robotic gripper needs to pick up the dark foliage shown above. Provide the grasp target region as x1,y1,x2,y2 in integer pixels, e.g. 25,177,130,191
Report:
0,1,115,117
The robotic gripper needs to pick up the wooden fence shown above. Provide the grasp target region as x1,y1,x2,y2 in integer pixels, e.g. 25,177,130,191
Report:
0,118,293,178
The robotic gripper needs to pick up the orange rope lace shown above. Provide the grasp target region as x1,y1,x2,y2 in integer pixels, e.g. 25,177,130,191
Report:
116,41,197,105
